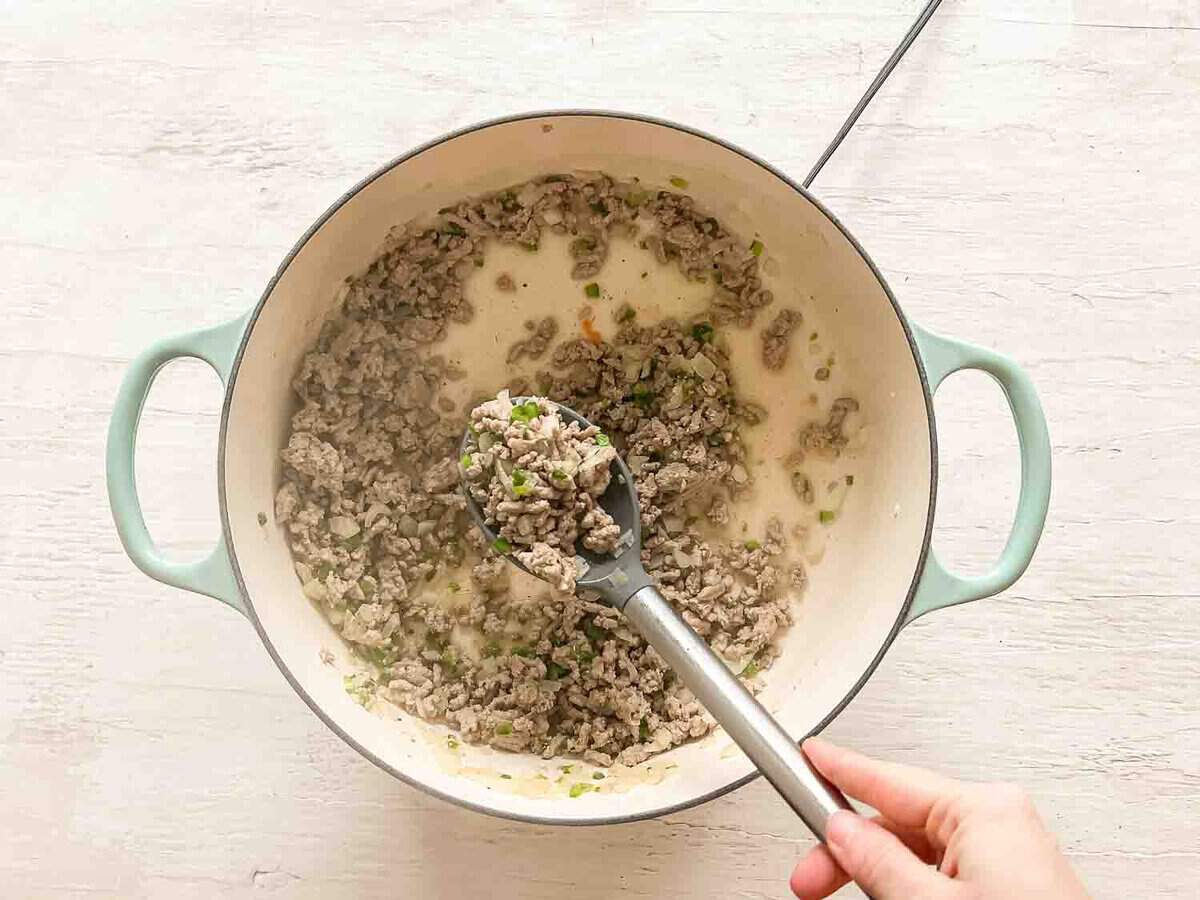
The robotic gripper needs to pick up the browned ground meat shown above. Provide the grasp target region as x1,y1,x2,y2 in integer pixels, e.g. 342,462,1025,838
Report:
275,172,844,767
505,316,559,364
761,308,804,371
462,392,622,592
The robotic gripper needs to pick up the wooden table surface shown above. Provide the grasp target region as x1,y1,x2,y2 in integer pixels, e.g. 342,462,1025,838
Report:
3,1,1197,897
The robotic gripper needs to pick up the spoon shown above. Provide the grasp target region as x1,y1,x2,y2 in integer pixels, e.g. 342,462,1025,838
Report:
460,398,854,841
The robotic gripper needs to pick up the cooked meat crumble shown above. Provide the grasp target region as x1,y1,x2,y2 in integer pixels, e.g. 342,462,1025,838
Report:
275,172,855,767
462,392,622,592
761,308,804,371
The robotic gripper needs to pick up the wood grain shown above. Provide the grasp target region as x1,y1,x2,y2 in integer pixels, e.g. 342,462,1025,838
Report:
2,1,1197,897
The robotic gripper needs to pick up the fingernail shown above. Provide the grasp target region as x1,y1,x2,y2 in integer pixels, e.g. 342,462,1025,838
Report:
825,810,864,850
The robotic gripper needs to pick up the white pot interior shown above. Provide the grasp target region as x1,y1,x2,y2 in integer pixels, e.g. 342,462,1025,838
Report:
221,114,933,823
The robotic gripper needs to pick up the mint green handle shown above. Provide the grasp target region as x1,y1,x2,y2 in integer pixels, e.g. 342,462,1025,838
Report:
906,326,1051,624
106,315,249,615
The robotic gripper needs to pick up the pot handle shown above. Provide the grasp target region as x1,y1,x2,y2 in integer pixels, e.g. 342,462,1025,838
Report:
106,314,249,615
905,325,1051,624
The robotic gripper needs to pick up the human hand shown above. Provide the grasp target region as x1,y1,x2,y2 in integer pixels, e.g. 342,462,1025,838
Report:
790,738,1091,900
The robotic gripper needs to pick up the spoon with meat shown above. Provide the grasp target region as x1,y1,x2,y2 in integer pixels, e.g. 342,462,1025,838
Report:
460,391,853,842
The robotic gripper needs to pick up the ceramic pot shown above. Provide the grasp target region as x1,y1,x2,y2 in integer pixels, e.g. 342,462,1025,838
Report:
107,111,1051,825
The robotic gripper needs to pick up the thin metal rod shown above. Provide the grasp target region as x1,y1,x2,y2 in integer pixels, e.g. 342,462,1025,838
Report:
802,0,945,189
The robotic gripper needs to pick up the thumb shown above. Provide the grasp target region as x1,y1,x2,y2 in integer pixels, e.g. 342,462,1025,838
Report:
825,811,951,900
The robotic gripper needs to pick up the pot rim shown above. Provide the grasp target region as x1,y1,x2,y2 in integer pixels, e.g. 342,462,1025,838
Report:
217,109,938,826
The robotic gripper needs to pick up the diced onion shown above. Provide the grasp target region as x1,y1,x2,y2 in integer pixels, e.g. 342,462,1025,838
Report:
517,182,546,207
363,502,390,527
691,353,717,380
329,516,360,538
302,579,329,603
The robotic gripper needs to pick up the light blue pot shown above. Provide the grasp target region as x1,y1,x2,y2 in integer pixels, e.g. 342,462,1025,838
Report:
105,112,1051,825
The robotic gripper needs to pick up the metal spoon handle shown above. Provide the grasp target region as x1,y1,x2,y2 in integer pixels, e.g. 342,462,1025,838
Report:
624,584,852,839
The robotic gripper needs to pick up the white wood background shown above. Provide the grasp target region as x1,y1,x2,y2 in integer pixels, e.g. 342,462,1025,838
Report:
2,1,1197,897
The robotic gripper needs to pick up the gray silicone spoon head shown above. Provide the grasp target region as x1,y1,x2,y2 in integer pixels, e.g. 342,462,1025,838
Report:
459,398,652,607
459,397,855,844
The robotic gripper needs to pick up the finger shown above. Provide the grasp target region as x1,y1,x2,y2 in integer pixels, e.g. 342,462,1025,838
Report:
803,737,961,829
790,817,939,899
825,811,955,900
789,844,842,899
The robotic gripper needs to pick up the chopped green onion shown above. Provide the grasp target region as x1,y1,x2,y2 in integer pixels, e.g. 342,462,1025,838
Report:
447,735,460,750
551,469,568,481
618,306,637,322
639,718,651,741
625,189,648,207
594,433,611,447
575,645,595,664
592,771,606,780
442,221,466,237
358,578,376,598
460,452,473,469
495,722,513,736
569,783,596,798
669,176,689,189
583,621,608,644
545,661,570,680
341,532,364,550
691,322,714,343
589,200,608,215
845,474,855,486
510,400,541,424
749,239,764,256
631,383,654,408
257,511,268,526
483,641,501,658
492,537,512,553
560,765,574,773
819,509,836,524
448,581,461,593
809,332,819,342
740,660,760,678
584,282,601,298
511,645,533,658
511,468,534,497
744,539,760,551
316,563,334,580
363,646,391,667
